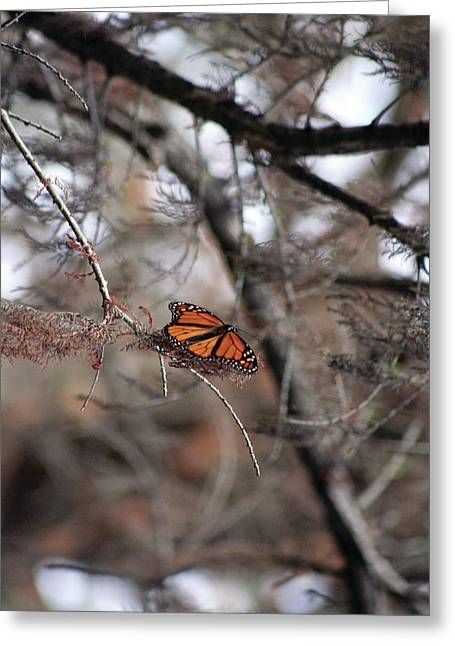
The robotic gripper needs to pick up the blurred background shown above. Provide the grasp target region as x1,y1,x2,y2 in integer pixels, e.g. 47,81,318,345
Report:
1,11,428,613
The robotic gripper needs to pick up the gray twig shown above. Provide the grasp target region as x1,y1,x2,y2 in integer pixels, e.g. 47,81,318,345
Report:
159,353,168,398
328,464,424,600
287,383,386,428
358,419,424,510
1,41,88,111
345,381,428,456
230,139,247,317
1,108,138,332
80,345,106,412
189,368,261,477
1,11,27,31
8,110,62,140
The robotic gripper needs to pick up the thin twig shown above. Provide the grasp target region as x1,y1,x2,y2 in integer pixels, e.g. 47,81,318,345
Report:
383,167,429,204
358,419,424,510
189,368,261,477
1,108,138,331
255,164,296,461
8,111,62,140
193,117,206,211
328,465,424,600
230,139,247,317
1,11,27,31
121,85,144,186
2,109,107,308
16,12,429,158
80,381,201,413
273,336,294,447
80,345,105,411
159,353,168,398
305,61,337,128
345,381,428,456
1,41,88,111
287,383,386,428
83,60,101,138
369,438,429,456
371,83,414,126
262,71,308,117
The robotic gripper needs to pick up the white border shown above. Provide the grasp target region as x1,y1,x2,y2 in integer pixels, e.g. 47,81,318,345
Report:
2,1,452,645
1,2,389,14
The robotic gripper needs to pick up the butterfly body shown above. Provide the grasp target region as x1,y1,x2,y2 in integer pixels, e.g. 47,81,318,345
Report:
163,302,258,375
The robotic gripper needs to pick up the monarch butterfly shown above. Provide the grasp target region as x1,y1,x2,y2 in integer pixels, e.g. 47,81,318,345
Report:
162,301,258,375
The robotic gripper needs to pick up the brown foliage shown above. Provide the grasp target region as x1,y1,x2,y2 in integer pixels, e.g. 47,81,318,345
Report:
1,299,125,367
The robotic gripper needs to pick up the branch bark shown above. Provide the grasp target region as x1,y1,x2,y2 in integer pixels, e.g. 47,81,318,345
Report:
8,15,428,256
1,107,139,331
154,128,425,613
16,11,428,158
278,161,429,255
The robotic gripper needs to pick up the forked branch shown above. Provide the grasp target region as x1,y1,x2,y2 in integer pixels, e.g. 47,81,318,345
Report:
1,108,138,331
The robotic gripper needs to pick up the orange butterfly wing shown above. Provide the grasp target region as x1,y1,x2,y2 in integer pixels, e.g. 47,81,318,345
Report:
168,302,224,328
164,302,224,345
164,302,225,348
214,330,257,373
163,302,258,375
185,335,225,359
165,323,214,344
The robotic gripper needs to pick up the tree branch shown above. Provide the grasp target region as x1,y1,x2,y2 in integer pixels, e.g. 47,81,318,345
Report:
189,368,261,477
9,14,428,255
327,464,425,603
17,11,428,158
277,161,428,255
1,107,139,331
335,274,425,295
358,419,424,510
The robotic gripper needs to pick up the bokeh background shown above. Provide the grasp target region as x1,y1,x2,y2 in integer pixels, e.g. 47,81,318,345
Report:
1,11,428,613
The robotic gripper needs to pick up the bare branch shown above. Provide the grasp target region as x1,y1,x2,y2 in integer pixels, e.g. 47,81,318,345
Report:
8,111,62,140
1,40,88,111
1,108,139,331
189,368,261,477
1,11,27,31
17,12,428,157
287,383,386,428
328,464,424,601
345,382,428,456
358,419,424,510
276,160,428,255
80,344,105,411
159,353,168,398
